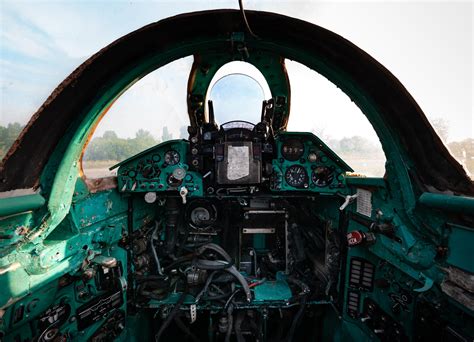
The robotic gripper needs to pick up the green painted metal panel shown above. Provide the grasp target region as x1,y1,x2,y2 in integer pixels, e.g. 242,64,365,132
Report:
0,194,45,217
253,280,292,302
447,224,474,273
419,192,474,215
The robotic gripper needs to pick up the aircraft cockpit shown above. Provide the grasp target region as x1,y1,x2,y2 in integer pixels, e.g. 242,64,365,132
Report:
0,9,473,342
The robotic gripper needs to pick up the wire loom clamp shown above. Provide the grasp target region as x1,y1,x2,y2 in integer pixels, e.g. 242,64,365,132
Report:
189,304,197,324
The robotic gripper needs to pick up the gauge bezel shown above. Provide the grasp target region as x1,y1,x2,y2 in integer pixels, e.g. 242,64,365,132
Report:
285,164,309,188
164,149,180,166
281,139,305,161
311,166,335,187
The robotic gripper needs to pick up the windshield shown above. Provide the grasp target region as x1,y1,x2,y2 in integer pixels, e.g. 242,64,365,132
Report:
1,1,471,178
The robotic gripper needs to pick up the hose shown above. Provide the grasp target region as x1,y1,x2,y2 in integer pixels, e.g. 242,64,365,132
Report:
224,305,234,342
155,284,189,342
174,315,200,342
163,254,194,272
224,265,251,302
164,198,180,254
194,259,232,270
137,279,170,300
287,277,310,295
202,291,233,301
196,243,233,263
286,296,307,342
195,271,218,303
234,311,245,342
151,221,164,275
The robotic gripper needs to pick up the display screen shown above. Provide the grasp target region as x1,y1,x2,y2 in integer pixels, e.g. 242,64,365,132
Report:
227,145,250,180
216,142,261,185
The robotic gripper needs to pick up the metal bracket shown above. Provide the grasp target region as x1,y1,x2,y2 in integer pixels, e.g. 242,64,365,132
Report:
190,304,197,324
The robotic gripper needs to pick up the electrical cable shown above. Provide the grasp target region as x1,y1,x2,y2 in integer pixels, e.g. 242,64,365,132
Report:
225,304,234,342
151,221,164,275
163,254,194,272
174,315,200,342
234,311,245,342
238,0,259,39
224,289,241,311
285,296,307,342
195,271,218,303
155,283,189,342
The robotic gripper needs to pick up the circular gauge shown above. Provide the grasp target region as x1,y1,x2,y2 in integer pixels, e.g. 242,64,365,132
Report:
281,139,305,161
285,165,309,188
312,166,335,187
141,165,160,179
164,150,180,165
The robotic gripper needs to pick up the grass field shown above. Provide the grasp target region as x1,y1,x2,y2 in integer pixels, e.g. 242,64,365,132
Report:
82,160,118,179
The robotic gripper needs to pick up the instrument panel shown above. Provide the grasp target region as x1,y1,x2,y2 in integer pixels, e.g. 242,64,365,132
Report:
112,140,203,198
272,132,352,193
114,127,352,198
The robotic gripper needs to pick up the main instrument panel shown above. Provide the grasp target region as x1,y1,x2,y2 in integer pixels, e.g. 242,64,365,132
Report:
114,121,352,199
272,132,352,193
113,141,203,198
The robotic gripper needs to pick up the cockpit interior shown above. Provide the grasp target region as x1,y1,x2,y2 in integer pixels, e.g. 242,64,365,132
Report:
0,9,473,342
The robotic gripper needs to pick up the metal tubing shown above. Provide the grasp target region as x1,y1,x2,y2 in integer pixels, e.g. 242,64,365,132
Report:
418,192,474,215
0,194,45,217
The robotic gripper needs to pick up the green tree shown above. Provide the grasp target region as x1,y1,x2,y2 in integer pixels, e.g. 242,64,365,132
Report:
337,136,378,154
0,122,24,160
83,129,158,161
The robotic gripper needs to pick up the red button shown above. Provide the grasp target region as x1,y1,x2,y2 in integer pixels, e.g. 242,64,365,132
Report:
347,231,364,246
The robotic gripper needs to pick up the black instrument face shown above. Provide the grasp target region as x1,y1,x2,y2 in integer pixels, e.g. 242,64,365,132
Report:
312,166,334,187
281,139,305,161
164,150,180,166
141,165,160,179
285,165,308,188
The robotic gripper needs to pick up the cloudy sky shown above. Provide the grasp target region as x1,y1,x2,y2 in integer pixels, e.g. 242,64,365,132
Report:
0,0,472,145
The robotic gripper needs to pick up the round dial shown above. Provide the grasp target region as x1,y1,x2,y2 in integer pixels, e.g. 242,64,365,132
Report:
285,165,308,188
281,139,305,161
312,166,334,187
164,150,180,166
141,165,160,179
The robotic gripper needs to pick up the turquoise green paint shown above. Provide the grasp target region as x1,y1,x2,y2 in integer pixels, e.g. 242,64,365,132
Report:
419,192,474,215
447,224,474,273
0,194,45,217
115,140,204,197
1,16,472,342
188,49,291,128
272,131,351,194
346,177,386,188
36,36,421,247
253,234,265,250
253,280,292,302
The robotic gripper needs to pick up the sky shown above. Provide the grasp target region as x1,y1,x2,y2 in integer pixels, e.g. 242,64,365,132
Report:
0,0,472,145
